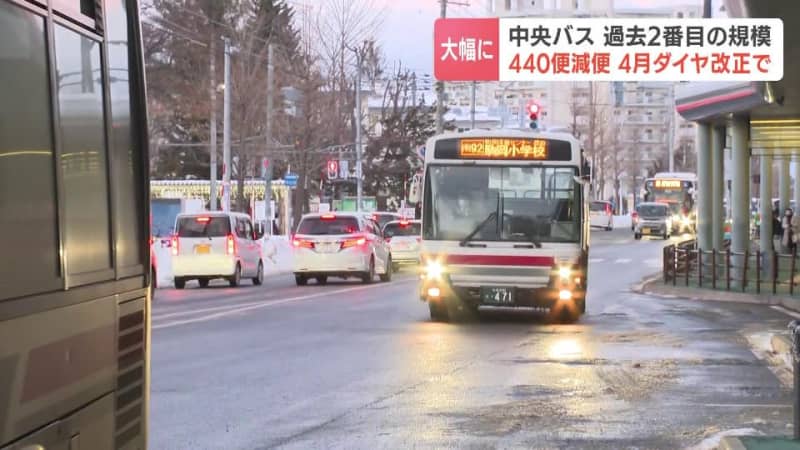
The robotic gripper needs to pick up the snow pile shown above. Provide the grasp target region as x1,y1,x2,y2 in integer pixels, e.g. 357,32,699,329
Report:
613,214,632,229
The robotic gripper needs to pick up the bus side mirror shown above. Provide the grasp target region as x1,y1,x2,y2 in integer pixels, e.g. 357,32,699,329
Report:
582,160,591,178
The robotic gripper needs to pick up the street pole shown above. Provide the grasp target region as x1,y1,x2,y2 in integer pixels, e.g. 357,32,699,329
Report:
209,37,218,210
435,0,447,134
264,43,274,234
470,81,476,129
668,84,675,172
355,48,363,212
222,37,232,212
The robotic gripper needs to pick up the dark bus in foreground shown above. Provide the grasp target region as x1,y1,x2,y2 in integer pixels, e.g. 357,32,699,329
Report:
1,0,150,448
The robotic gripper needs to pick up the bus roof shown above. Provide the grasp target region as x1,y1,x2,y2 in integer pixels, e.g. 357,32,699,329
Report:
650,172,697,181
424,128,582,165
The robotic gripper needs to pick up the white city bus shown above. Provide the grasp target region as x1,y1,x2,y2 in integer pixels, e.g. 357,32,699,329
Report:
643,172,698,234
418,129,590,323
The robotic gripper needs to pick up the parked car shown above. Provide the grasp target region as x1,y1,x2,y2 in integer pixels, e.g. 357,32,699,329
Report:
633,202,672,240
171,212,264,288
292,213,392,285
382,219,421,271
590,200,614,231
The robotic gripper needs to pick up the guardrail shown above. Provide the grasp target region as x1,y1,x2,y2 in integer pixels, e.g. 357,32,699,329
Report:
663,239,800,295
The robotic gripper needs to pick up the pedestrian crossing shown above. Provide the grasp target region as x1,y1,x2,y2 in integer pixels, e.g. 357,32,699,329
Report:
588,257,661,267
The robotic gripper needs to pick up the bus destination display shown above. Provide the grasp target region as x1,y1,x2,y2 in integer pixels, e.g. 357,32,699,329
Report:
459,138,548,160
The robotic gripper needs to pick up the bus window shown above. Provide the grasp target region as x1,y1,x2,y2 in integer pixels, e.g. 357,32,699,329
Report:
0,2,61,300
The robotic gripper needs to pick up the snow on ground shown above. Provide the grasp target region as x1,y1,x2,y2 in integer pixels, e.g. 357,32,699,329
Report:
153,235,293,288
613,214,632,229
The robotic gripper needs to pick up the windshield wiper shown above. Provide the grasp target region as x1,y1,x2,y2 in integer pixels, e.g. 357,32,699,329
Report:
459,211,497,247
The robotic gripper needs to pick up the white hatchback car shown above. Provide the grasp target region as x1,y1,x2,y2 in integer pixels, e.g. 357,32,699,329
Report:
382,219,421,271
171,212,264,288
589,200,614,231
292,213,392,285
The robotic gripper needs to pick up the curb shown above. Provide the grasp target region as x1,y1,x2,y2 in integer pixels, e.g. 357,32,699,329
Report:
630,272,664,293
718,436,748,450
639,277,800,314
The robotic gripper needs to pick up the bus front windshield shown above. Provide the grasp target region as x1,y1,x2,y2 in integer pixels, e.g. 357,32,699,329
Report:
423,165,580,243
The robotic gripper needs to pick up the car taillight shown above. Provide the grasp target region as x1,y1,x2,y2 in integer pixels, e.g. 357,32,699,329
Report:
385,237,391,243
171,235,179,256
416,237,422,243
606,205,612,214
341,236,367,249
292,237,315,249
227,234,236,255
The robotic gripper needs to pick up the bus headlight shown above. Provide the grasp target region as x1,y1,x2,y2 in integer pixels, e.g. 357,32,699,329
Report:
424,261,444,280
681,216,693,227
558,265,572,280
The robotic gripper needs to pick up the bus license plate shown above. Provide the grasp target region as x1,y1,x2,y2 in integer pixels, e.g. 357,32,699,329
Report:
481,287,513,305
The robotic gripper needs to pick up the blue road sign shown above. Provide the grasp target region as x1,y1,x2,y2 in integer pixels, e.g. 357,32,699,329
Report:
284,173,299,187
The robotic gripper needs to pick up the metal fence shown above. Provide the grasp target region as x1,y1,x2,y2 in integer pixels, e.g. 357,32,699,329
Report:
663,239,800,295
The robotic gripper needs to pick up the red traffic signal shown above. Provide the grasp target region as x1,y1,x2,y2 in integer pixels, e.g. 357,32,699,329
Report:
527,101,541,119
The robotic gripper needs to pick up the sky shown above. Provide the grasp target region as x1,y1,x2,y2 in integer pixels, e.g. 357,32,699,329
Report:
374,0,722,76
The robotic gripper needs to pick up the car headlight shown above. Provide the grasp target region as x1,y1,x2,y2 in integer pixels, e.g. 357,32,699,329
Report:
424,260,444,280
558,265,571,280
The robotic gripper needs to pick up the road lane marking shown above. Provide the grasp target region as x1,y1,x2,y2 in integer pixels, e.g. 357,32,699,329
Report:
614,258,632,264
644,258,661,267
588,258,604,263
152,279,417,330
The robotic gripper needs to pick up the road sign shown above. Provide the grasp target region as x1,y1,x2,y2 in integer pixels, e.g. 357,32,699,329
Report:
284,173,299,187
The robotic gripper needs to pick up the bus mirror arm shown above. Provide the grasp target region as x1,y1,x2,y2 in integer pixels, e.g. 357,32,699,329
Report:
573,176,589,186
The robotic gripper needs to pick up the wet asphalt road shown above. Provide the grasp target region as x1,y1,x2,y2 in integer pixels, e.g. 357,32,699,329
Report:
149,228,795,450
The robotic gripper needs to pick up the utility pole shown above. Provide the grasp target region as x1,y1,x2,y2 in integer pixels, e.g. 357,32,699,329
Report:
436,0,447,134
355,47,363,212
222,37,231,211
470,81,476,129
668,83,675,172
264,43,274,234
411,73,417,106
209,36,218,210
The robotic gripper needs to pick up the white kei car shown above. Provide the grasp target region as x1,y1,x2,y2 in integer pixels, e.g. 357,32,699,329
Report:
171,212,265,288
292,213,393,285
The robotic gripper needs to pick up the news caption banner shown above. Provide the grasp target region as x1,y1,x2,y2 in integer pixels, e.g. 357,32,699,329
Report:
433,18,783,82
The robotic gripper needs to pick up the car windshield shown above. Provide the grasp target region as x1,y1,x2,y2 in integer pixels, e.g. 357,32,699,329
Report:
638,205,668,217
176,217,231,237
423,165,580,243
590,202,608,212
296,217,359,235
384,222,421,237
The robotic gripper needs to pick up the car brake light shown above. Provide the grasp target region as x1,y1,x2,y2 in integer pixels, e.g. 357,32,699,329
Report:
399,220,409,226
321,214,335,220
292,237,315,249
227,233,236,255
171,235,179,256
341,236,367,249
196,216,210,223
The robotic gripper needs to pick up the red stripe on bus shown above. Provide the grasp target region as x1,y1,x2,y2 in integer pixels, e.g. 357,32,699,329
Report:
21,325,116,403
444,254,555,266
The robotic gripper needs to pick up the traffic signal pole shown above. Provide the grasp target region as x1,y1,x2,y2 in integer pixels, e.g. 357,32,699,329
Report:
354,49,363,212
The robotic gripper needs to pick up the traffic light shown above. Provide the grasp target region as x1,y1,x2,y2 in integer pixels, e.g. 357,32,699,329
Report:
527,101,541,130
327,160,339,179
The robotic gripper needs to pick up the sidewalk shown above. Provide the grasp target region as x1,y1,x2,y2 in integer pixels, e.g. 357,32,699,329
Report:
637,275,800,315
636,275,800,450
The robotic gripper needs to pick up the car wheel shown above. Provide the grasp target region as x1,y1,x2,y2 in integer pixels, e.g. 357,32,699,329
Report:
392,263,400,273
379,256,393,282
295,274,308,286
634,233,641,240
361,257,375,284
252,261,264,285
150,266,156,298
316,275,328,285
229,264,241,287
174,277,185,290
429,301,449,322
198,278,210,288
